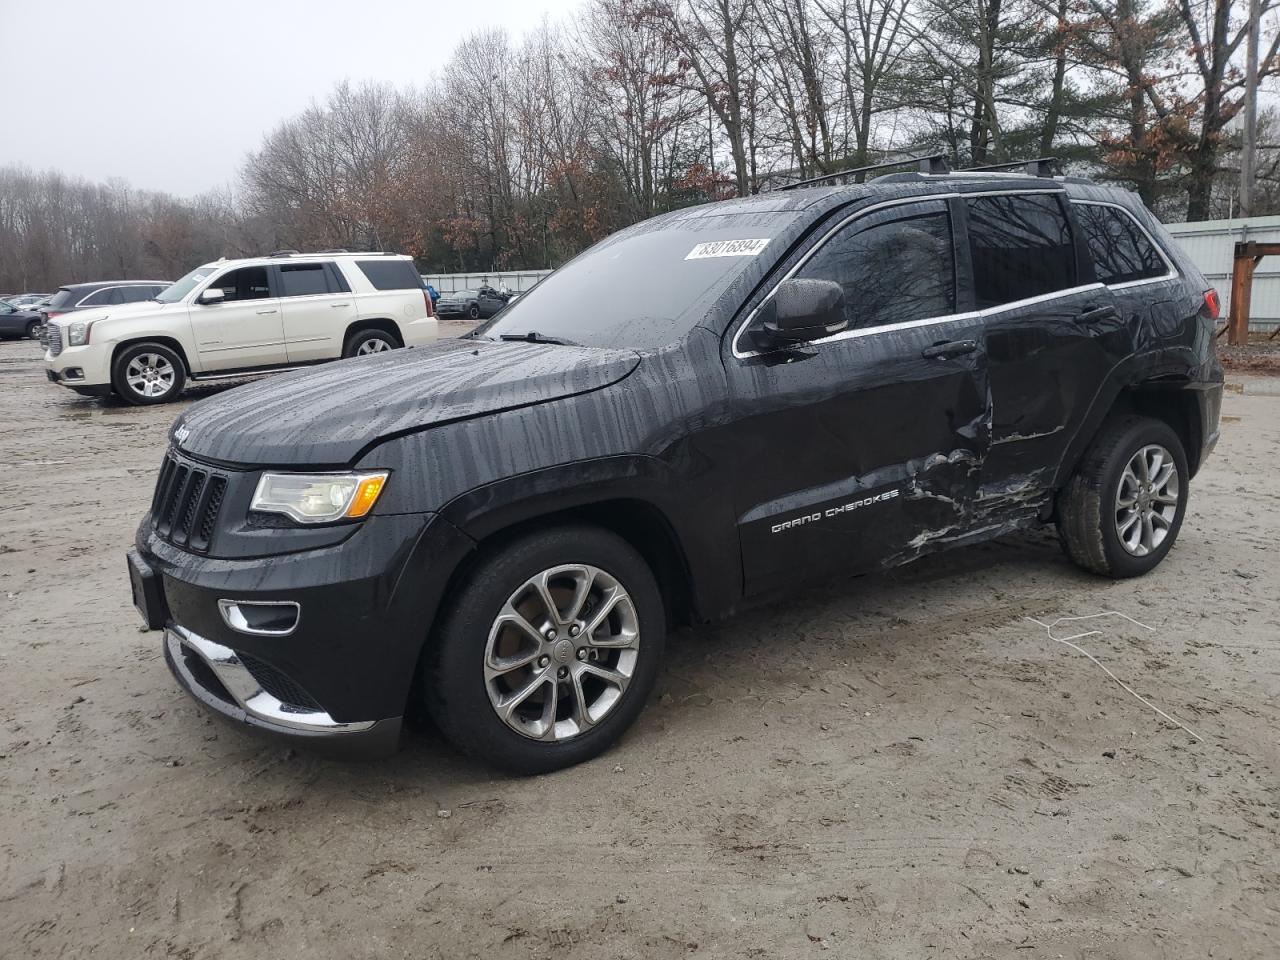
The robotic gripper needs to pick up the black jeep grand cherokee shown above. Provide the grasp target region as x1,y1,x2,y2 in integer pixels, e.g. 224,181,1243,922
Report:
128,167,1223,773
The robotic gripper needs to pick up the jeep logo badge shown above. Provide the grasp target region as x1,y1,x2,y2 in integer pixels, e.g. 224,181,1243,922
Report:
173,423,190,445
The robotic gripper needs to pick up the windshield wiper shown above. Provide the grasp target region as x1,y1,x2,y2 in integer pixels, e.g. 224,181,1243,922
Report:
497,331,580,346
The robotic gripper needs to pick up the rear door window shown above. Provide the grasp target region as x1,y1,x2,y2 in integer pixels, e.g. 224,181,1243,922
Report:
793,199,956,331
355,259,422,291
1072,203,1168,284
965,194,1077,308
279,263,332,297
119,286,152,303
81,287,125,306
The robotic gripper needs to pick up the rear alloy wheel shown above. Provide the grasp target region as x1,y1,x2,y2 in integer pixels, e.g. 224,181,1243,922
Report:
426,525,665,774
1057,415,1188,578
343,329,399,358
26,320,40,339
112,343,186,405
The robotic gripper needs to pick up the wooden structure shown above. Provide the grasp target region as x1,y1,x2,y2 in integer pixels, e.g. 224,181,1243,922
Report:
1228,241,1280,344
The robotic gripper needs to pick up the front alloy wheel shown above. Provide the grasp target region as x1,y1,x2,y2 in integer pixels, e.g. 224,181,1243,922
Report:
485,564,640,741
126,353,177,398
425,525,665,774
112,342,186,405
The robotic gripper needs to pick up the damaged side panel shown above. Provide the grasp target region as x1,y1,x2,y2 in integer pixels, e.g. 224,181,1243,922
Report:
727,315,995,593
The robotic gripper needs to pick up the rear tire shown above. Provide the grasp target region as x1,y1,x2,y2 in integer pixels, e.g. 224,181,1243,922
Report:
25,321,39,339
425,524,665,775
1057,415,1188,578
343,328,400,358
111,342,186,405
468,304,480,320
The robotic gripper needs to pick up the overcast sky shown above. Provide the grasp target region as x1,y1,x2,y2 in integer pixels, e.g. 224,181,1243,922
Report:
0,0,577,197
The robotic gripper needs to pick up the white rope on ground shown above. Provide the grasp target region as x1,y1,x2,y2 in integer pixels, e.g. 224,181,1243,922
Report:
1025,611,1205,743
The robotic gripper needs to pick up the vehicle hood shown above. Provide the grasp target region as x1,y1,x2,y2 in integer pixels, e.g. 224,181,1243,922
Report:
49,300,175,328
172,338,642,467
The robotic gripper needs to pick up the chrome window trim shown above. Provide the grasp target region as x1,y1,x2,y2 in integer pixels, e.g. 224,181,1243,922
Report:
1069,199,1179,289
732,187,1077,359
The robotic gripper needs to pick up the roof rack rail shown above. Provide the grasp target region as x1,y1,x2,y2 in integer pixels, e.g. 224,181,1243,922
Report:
267,249,301,257
315,248,349,254
778,154,950,191
962,157,1058,177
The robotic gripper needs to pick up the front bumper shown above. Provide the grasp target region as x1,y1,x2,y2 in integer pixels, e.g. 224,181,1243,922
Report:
45,341,113,390
133,508,476,756
165,624,402,756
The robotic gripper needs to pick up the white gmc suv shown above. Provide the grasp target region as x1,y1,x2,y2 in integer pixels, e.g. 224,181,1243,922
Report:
43,251,438,404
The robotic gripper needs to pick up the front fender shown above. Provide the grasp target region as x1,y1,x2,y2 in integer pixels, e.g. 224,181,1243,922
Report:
438,455,740,623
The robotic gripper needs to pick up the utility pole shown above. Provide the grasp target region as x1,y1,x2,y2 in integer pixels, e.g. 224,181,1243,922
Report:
1240,0,1260,218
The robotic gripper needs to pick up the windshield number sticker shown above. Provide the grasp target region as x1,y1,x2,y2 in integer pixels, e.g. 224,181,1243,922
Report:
685,238,770,260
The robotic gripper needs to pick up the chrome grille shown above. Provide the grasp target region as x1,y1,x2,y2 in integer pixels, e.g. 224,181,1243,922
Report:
43,323,63,357
151,453,228,552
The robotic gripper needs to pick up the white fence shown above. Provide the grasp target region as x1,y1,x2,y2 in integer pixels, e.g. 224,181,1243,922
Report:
1165,215,1280,332
422,270,552,296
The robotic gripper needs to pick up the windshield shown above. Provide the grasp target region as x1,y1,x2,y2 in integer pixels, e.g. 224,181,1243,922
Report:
155,264,216,303
474,216,791,349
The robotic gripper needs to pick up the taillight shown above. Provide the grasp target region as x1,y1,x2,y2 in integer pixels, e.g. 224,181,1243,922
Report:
1201,288,1220,320
423,289,434,318
45,310,64,320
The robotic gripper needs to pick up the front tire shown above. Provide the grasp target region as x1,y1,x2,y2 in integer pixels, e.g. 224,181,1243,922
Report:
425,525,665,775
468,304,480,320
112,342,186,405
1057,415,1188,578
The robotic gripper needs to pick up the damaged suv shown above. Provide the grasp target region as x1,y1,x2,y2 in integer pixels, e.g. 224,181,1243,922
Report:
128,161,1223,773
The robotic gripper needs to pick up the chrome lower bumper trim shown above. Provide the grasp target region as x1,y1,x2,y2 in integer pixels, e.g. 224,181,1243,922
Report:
165,625,375,733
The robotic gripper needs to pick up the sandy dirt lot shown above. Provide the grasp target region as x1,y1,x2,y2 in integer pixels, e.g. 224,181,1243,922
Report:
1,333,1277,960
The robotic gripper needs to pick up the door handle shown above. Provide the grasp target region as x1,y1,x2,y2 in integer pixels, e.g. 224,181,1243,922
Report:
1078,305,1119,324
256,308,278,315
330,302,351,308
921,339,978,359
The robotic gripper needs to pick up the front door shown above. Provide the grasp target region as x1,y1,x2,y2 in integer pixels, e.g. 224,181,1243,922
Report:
725,198,991,595
190,265,287,371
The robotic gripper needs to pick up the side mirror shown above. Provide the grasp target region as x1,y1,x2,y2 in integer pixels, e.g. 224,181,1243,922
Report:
198,287,226,305
753,278,847,348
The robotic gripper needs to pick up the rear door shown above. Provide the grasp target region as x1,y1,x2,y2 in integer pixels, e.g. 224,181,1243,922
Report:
190,265,287,370
725,198,991,594
276,261,350,362
964,191,1129,499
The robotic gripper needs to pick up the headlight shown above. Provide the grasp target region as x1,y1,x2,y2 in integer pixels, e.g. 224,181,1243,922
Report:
67,321,89,346
250,471,388,524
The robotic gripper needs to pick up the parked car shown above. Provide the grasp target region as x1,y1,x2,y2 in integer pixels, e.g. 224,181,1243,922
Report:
7,293,51,310
41,281,171,324
44,252,436,404
436,285,510,320
128,167,1222,773
0,300,44,340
